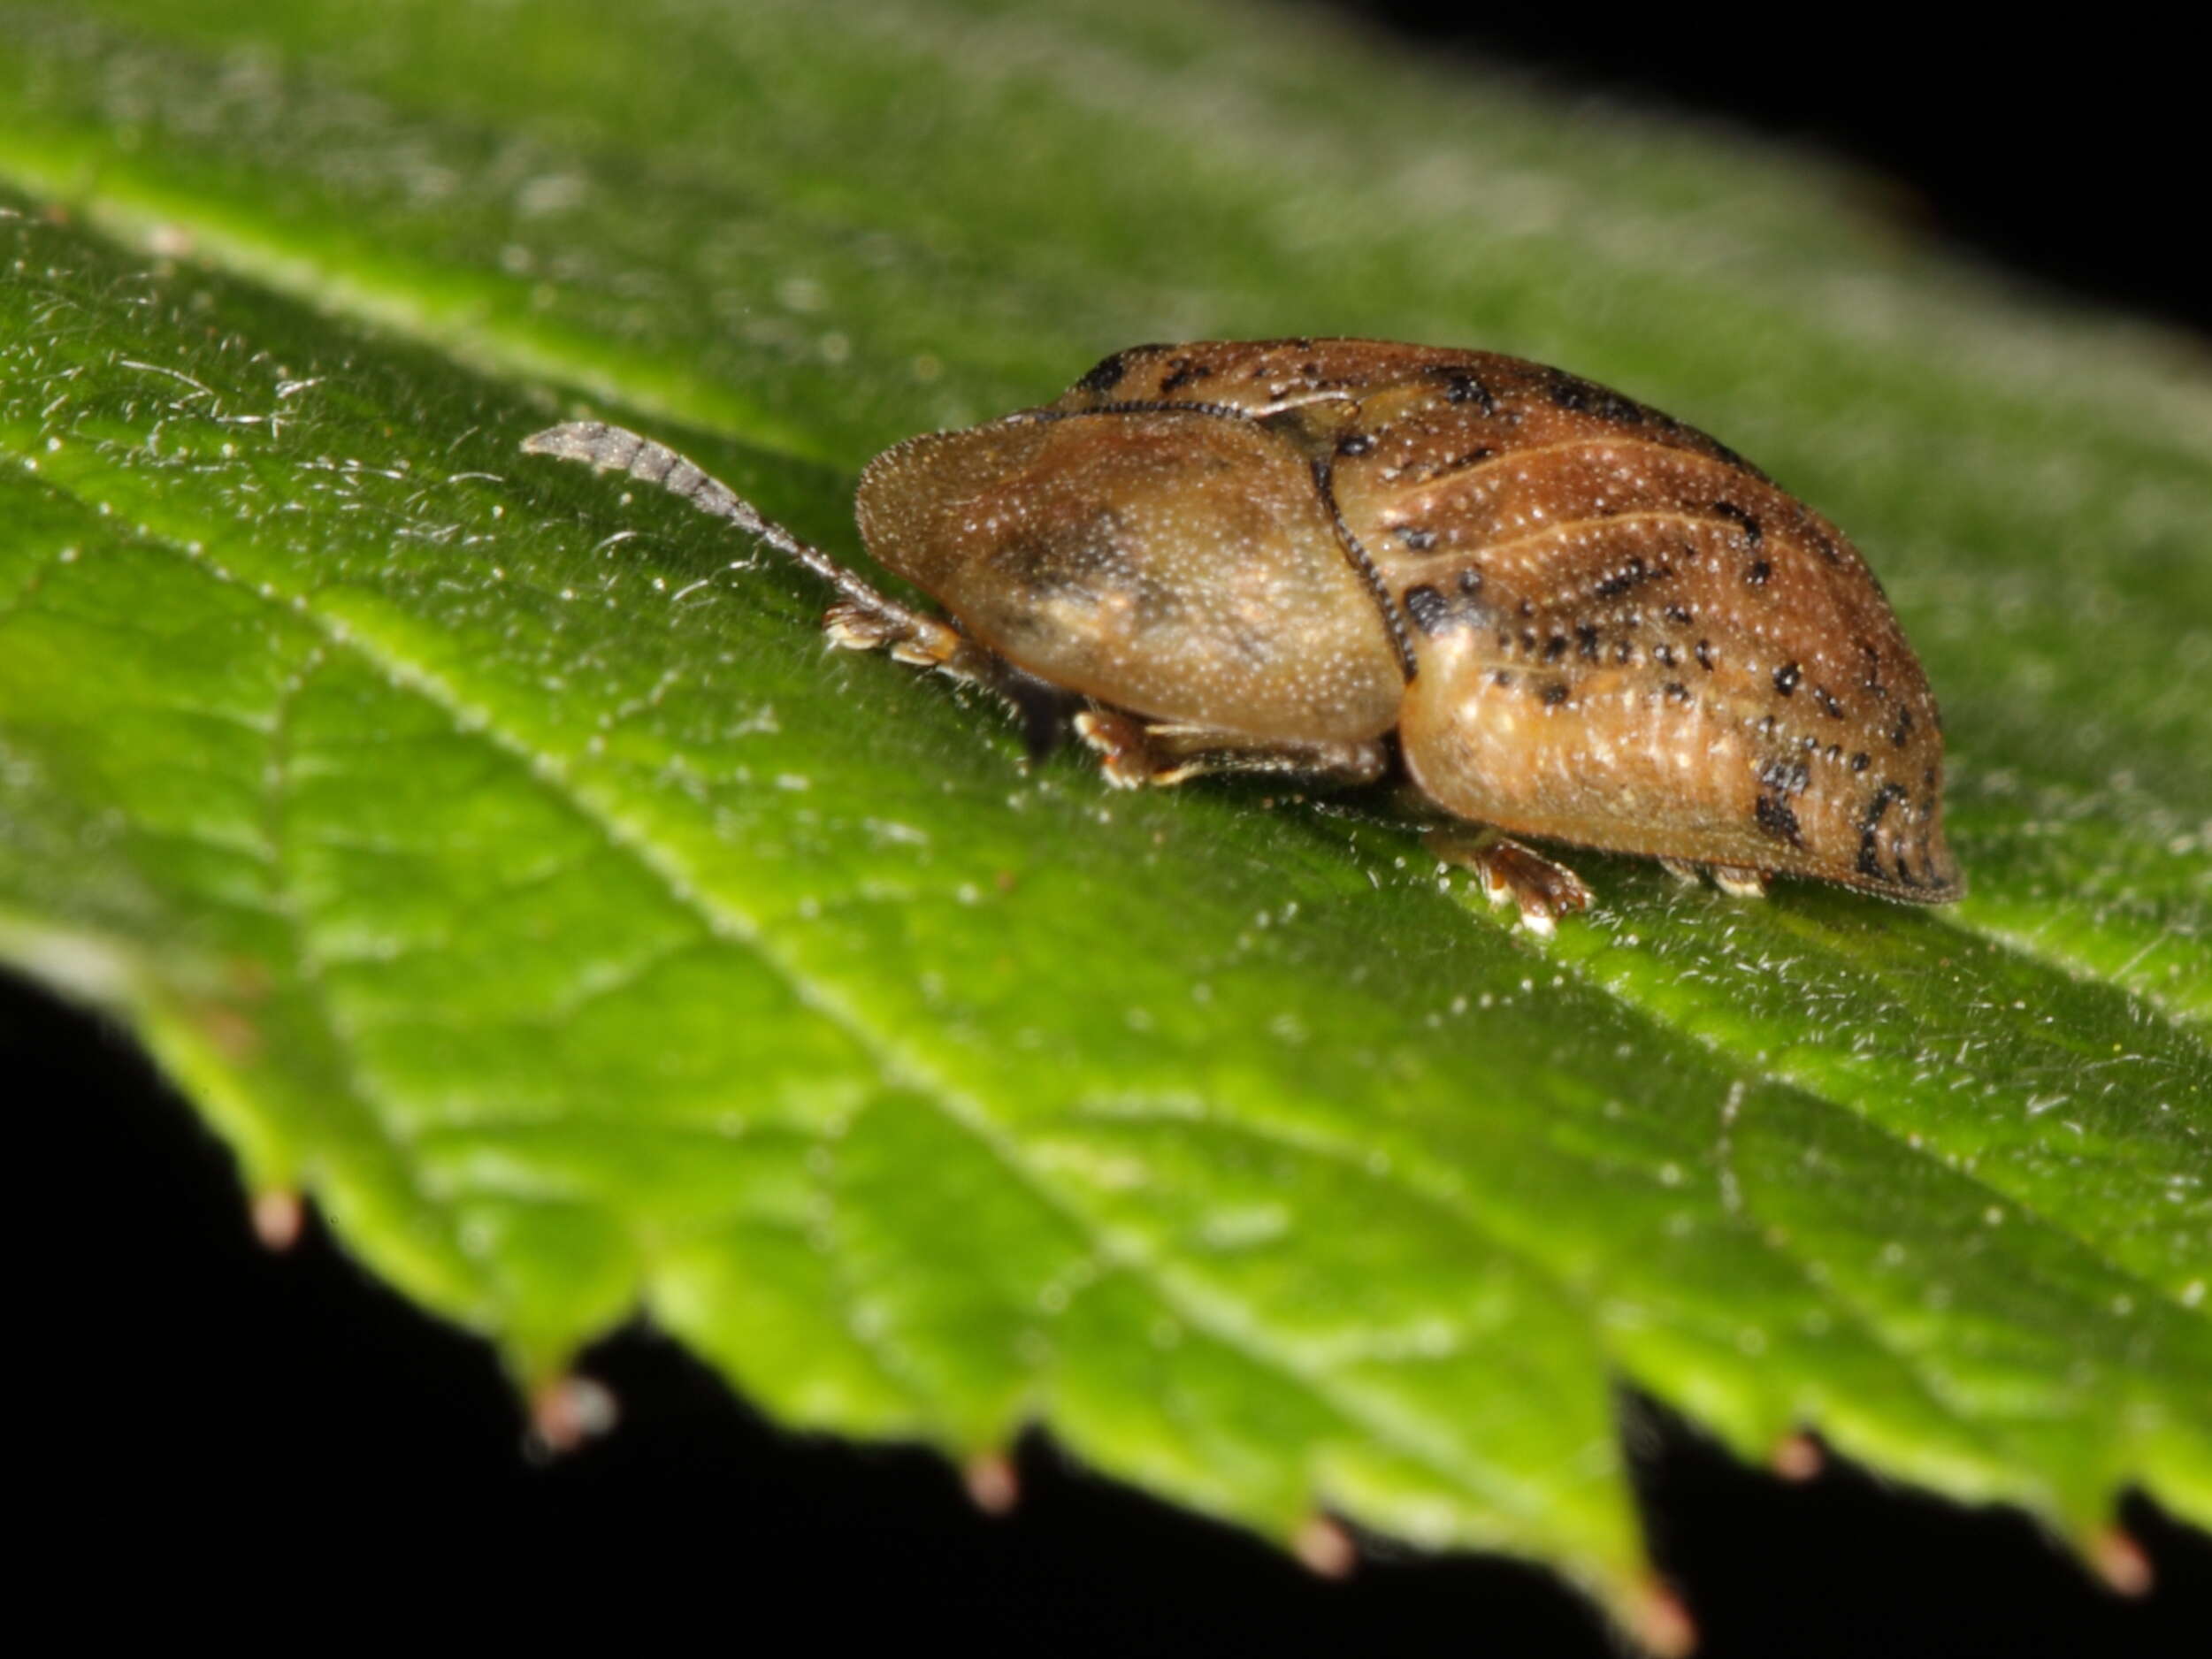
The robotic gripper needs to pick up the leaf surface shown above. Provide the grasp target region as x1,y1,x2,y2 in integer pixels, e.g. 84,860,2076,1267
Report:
3,0,2208,1632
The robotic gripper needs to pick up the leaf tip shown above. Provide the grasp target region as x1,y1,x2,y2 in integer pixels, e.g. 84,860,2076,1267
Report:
962,1451,1020,1518
526,1372,618,1458
1624,1575,1698,1659
1769,1429,1825,1482
249,1189,303,1252
1290,1514,1357,1580
2087,1525,2154,1597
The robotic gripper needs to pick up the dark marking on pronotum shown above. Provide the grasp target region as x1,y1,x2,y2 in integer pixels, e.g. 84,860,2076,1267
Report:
1772,661,1802,696
1711,500,1764,547
1755,793,1806,846
1812,685,1844,718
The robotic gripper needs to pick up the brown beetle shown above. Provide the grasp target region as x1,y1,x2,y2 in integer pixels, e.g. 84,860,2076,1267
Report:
524,339,1959,929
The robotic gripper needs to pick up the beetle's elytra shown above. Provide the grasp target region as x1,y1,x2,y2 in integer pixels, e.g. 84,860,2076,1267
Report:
524,339,1960,929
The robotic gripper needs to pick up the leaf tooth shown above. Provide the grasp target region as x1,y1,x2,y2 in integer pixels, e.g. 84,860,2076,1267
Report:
249,1187,304,1251
1290,1513,1356,1579
526,1371,618,1458
962,1449,1020,1517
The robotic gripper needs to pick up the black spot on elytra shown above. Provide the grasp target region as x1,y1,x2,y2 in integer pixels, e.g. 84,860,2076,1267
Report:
1654,643,1678,668
1856,834,1885,880
1540,680,1570,707
1544,371,1643,424
1664,603,1694,625
1663,681,1692,704
1614,639,1636,665
1892,706,1916,748
1595,554,1665,599
1491,669,1514,687
1711,500,1764,547
1575,623,1601,661
1335,430,1376,457
1759,758,1811,795
1746,558,1772,587
1158,355,1215,394
1395,524,1436,551
1772,661,1802,696
1458,568,1484,598
1434,367,1497,413
1404,585,1451,635
1862,782,1909,831
1695,639,1716,671
1075,348,1139,394
1755,793,1805,846
1849,752,1871,773
1812,685,1844,718
1542,635,1569,663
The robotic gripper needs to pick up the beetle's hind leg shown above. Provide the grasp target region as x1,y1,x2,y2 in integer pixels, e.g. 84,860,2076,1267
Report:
1426,826,1593,937
1074,707,1389,791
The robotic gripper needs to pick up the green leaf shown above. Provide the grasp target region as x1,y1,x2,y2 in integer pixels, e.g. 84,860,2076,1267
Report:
3,0,2207,1637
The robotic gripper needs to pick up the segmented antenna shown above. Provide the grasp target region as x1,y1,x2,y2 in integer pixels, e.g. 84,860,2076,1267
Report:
519,421,899,615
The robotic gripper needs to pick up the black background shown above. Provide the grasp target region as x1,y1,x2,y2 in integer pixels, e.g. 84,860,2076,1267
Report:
16,4,2208,1654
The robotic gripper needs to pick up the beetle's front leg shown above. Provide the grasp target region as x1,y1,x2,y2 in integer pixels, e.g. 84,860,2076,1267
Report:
1073,707,1389,791
1426,825,1593,937
824,603,1072,761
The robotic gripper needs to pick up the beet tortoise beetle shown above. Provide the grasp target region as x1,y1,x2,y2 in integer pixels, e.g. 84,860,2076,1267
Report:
524,338,1960,930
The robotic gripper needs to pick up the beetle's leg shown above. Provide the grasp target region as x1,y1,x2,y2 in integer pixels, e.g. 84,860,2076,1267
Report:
1425,826,1593,937
1657,859,1771,898
523,419,1069,758
1074,708,1389,791
1708,864,1772,899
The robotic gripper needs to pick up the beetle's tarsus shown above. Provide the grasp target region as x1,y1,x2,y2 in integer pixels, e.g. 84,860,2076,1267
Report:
1073,709,1157,789
1657,857,1704,887
1428,827,1593,934
1710,864,1772,898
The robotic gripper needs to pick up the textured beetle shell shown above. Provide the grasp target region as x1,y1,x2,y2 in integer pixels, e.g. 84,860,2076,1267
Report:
857,339,1960,902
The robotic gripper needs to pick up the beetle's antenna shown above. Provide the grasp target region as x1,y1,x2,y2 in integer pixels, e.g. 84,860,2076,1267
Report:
521,420,902,616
